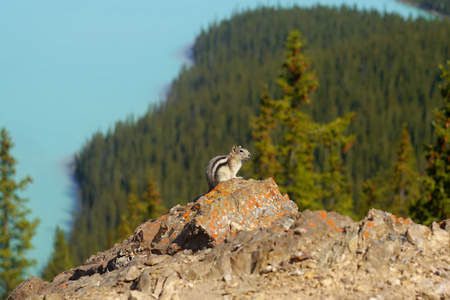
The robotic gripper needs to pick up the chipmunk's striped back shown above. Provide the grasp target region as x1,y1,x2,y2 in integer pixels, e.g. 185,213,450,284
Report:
205,145,251,191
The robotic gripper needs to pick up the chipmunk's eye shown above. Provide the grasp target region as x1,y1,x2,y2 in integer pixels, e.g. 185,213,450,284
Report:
239,149,244,153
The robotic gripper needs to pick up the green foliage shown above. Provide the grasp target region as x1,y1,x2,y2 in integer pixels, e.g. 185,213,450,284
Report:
390,124,421,217
252,30,354,216
69,6,450,266
359,178,387,214
41,226,73,282
0,128,39,298
117,175,166,241
411,61,450,224
143,174,167,220
319,114,357,217
360,124,421,218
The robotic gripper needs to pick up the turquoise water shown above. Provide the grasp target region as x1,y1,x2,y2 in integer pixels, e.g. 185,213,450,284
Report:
0,0,431,277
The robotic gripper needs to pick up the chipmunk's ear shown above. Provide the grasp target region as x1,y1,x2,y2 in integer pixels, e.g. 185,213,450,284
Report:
232,145,237,151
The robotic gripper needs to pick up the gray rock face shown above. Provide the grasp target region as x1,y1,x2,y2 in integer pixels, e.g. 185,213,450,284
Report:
7,179,450,300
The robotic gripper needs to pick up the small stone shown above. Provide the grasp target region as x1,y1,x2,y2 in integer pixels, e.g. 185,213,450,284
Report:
159,274,179,300
406,224,430,247
119,265,141,282
434,280,450,297
348,236,359,253
387,279,401,286
401,280,412,286
43,294,64,300
366,267,377,274
281,218,295,230
261,265,276,274
304,262,317,269
136,271,152,293
153,277,164,297
290,251,312,263
145,255,170,266
129,290,148,300
354,285,365,292
341,277,353,284
223,274,232,283
431,222,450,246
319,278,333,287
289,269,304,276
304,271,315,279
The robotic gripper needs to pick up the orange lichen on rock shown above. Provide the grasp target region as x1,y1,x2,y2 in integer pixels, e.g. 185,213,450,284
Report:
362,230,369,239
327,220,335,227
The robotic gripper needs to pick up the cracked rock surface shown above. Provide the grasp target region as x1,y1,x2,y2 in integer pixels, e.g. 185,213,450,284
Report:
8,178,450,300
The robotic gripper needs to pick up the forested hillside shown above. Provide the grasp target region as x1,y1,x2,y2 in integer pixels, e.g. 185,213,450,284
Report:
69,5,450,265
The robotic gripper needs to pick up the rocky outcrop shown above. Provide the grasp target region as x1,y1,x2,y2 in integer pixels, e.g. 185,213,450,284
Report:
8,178,450,300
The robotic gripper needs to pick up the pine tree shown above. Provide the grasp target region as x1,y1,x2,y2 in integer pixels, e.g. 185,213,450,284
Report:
252,30,355,214
412,61,450,224
117,178,144,241
319,114,357,217
252,30,321,209
117,175,165,242
251,87,281,179
389,124,420,217
359,178,386,215
0,128,39,298
142,174,166,220
41,226,73,282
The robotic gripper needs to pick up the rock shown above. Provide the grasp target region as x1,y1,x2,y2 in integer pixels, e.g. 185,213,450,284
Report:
43,294,64,300
60,178,297,282
129,290,154,300
136,270,152,293
440,219,450,233
290,251,312,263
434,280,450,297
6,277,48,300
430,222,450,246
118,265,141,282
406,224,430,248
159,274,179,300
7,179,450,300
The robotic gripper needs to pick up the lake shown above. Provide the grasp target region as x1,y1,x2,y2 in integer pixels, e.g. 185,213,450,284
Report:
0,0,431,277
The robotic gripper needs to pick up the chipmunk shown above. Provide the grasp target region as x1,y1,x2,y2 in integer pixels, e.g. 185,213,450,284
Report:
206,145,251,191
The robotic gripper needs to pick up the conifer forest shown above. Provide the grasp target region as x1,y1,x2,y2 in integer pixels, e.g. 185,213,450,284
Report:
67,6,450,266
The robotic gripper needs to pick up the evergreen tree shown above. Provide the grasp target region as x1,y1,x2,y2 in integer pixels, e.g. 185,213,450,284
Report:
359,125,420,218
252,30,355,214
319,114,357,216
142,174,166,220
41,226,73,282
389,124,420,217
359,178,386,215
253,30,322,209
0,128,39,298
117,178,143,241
412,61,450,224
251,87,281,179
117,175,165,241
